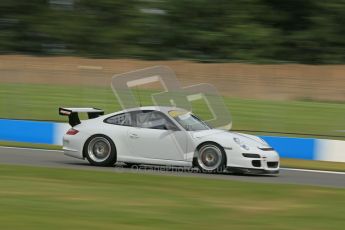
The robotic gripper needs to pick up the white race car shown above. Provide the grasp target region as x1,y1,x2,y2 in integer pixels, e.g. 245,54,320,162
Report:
59,106,279,174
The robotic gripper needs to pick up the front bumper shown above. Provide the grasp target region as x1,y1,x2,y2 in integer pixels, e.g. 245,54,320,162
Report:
224,147,280,174
226,167,279,175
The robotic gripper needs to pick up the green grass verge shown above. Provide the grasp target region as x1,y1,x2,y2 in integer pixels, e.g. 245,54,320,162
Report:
281,158,345,172
1,83,345,138
0,141,61,150
0,164,344,230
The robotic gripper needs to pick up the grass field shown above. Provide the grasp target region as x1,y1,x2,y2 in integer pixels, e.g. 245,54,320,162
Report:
0,164,344,230
1,83,345,139
280,158,345,172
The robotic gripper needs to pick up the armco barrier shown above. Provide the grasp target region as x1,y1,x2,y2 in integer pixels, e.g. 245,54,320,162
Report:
0,119,55,144
0,119,344,163
0,119,69,146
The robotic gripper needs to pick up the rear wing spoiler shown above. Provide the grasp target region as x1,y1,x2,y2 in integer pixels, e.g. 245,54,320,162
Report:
59,107,104,127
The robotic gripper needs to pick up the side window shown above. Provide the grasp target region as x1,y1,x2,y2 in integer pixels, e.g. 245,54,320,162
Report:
105,113,132,126
135,111,178,130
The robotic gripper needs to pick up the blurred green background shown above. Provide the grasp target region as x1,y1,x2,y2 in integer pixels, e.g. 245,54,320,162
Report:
1,0,345,64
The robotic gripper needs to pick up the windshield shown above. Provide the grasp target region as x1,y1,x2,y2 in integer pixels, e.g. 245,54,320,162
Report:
169,110,211,131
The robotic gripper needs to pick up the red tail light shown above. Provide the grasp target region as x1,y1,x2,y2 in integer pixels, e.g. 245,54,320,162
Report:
66,128,79,135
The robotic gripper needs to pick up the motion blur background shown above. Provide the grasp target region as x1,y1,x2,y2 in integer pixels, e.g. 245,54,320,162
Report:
1,0,345,139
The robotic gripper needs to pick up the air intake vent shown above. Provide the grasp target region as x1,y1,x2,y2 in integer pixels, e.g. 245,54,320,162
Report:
252,160,261,167
267,162,279,168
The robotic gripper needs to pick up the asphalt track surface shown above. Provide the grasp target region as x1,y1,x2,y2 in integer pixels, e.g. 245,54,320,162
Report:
0,146,344,188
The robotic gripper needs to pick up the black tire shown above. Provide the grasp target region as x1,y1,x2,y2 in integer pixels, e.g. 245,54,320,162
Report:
84,134,117,167
194,142,226,173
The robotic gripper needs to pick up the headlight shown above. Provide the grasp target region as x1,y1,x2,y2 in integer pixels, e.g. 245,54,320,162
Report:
233,137,250,150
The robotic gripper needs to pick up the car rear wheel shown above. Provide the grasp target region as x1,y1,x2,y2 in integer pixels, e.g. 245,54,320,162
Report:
194,143,226,173
84,135,116,167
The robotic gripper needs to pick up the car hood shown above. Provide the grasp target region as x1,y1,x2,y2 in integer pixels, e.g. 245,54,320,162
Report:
191,129,269,147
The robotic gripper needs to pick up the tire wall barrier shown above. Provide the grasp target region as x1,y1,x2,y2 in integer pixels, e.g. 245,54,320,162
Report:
0,119,344,163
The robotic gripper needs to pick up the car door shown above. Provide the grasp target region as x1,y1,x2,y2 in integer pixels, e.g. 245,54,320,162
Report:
127,110,186,161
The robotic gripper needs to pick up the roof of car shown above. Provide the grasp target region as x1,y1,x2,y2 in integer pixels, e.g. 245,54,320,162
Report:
131,106,188,113
104,106,189,118
112,106,185,114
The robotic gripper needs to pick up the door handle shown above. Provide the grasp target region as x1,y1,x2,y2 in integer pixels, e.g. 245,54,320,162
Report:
129,133,139,139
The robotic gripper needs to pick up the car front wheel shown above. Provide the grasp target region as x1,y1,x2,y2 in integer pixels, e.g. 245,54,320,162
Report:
84,135,117,167
194,143,226,173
